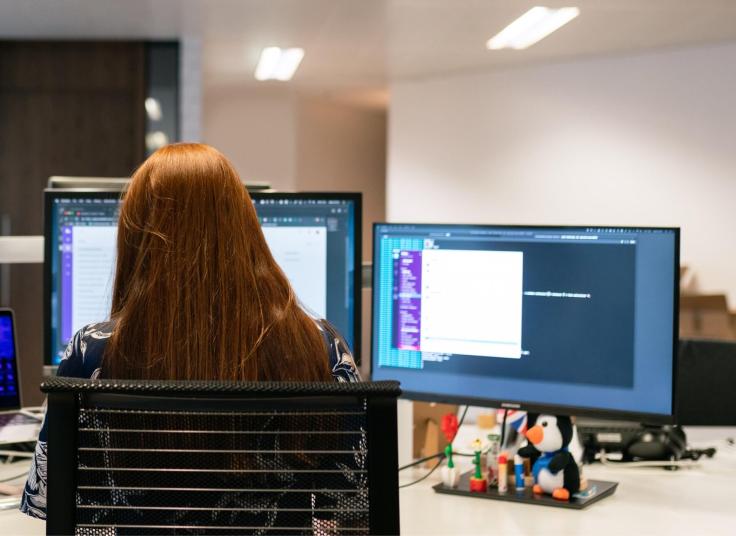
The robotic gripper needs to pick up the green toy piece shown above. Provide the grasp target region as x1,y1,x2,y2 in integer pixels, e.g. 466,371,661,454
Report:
444,443,454,469
472,439,483,479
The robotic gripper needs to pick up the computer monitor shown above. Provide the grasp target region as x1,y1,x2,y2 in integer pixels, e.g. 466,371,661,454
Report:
371,224,679,423
251,192,361,361
0,309,21,409
44,190,361,366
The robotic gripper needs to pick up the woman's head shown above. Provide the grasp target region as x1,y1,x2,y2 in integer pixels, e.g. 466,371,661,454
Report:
105,143,332,381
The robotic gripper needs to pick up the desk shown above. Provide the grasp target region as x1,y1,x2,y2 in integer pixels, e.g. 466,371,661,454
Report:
1,428,734,535
400,427,736,535
0,459,41,535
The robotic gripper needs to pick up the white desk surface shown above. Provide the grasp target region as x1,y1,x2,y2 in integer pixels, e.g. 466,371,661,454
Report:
400,426,736,535
1,427,734,536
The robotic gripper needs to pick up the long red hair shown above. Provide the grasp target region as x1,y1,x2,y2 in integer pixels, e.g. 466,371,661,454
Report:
103,143,332,381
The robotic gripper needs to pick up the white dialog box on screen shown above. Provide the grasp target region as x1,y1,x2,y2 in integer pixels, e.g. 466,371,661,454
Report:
71,226,117,334
262,226,328,318
419,249,523,359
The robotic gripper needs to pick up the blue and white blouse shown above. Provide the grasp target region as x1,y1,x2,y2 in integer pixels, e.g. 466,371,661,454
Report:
20,320,361,519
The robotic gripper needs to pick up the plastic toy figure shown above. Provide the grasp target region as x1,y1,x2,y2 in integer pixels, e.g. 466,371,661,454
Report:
440,413,460,487
486,433,500,484
517,414,580,501
469,439,487,492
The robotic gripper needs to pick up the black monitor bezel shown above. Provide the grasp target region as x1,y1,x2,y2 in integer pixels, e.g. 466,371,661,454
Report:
370,222,680,424
44,189,123,367
249,191,363,364
44,189,363,366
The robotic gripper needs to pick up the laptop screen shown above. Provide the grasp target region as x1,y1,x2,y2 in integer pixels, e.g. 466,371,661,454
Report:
0,310,20,409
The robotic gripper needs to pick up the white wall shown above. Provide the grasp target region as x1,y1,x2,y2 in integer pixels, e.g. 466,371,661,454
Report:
180,38,203,142
296,97,387,261
203,87,297,190
203,88,387,260
388,43,736,305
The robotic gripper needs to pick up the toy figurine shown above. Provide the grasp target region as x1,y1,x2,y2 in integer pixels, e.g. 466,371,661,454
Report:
469,439,488,492
440,413,460,488
486,433,500,484
441,443,460,488
517,414,580,501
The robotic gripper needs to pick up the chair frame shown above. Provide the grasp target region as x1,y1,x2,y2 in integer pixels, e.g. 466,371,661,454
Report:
43,378,401,536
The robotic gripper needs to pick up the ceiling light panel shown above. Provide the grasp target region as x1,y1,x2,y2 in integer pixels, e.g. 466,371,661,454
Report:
487,6,580,50
254,47,305,81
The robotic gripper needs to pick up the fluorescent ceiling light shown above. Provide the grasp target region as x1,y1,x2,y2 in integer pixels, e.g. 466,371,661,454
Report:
254,47,305,81
486,6,580,50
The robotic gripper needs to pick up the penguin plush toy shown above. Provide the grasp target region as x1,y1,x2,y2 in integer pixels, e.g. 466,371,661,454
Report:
517,414,580,501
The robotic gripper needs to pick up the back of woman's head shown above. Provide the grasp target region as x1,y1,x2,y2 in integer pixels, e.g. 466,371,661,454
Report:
104,143,332,381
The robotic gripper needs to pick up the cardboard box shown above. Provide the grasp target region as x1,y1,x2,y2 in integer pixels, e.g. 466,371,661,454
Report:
680,294,736,341
413,401,458,464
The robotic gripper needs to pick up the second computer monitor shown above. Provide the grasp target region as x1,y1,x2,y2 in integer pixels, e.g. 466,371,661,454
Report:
44,190,361,366
371,224,679,422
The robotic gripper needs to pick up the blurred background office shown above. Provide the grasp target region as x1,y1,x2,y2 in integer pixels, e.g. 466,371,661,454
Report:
1,0,735,408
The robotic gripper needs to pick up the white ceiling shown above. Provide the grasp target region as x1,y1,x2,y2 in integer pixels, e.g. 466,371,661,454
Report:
2,0,736,97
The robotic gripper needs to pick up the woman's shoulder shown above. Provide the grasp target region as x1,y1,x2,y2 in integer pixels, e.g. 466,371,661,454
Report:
58,321,114,378
315,319,361,383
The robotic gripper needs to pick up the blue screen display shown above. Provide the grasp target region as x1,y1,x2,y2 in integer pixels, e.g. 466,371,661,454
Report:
0,312,21,408
371,224,678,419
46,192,360,365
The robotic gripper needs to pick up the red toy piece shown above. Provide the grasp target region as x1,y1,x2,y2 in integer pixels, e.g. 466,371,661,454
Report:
441,413,459,442
440,413,461,488
469,478,488,492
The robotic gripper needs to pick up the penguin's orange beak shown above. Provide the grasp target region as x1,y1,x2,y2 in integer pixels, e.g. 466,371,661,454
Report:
526,425,544,445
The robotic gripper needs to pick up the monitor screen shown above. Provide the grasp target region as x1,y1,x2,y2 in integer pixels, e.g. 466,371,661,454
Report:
44,190,361,366
0,310,21,409
371,224,679,422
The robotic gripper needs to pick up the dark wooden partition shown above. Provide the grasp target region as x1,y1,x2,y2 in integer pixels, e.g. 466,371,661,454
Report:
0,41,147,405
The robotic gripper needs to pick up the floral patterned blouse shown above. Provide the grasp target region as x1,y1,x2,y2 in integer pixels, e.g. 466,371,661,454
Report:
20,319,361,519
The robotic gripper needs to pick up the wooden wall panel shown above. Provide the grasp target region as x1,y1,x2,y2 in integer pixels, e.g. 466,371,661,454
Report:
0,41,146,405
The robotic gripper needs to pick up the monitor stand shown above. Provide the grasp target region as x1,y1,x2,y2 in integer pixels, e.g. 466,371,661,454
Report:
433,471,617,510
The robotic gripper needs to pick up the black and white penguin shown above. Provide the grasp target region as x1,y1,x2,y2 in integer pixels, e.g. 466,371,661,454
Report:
517,414,580,500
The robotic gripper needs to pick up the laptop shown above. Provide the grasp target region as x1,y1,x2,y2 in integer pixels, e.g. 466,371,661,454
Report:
0,308,42,445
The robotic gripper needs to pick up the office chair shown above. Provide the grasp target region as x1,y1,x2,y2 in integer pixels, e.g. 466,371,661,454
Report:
42,377,401,535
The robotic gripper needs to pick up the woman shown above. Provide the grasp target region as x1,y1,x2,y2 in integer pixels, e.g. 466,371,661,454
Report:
20,143,360,519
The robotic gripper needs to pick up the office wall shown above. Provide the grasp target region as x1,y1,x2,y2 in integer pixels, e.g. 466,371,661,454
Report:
180,38,202,142
388,43,736,305
202,88,387,260
295,97,387,261
202,87,298,190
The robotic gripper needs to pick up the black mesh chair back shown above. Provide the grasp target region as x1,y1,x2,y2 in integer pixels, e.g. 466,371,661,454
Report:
42,378,401,536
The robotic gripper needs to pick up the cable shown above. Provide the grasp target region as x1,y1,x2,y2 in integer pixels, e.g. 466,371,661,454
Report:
18,409,43,422
681,447,716,461
456,405,469,433
398,451,476,472
399,452,443,472
398,405,469,487
0,471,29,484
499,408,509,448
0,450,34,459
399,458,443,488
598,450,702,469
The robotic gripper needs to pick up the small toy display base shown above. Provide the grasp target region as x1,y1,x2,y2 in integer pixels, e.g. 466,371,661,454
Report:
433,471,618,510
